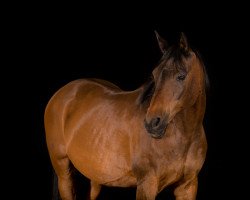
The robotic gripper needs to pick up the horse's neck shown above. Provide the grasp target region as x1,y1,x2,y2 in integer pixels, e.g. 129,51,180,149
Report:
178,93,206,132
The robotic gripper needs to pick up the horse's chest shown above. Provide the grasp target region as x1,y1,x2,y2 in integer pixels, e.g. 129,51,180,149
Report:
156,155,185,189
133,138,188,187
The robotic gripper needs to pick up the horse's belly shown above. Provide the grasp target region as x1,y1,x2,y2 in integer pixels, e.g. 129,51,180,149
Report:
67,130,136,187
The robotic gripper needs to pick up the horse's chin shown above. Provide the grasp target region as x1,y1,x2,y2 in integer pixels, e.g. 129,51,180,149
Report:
149,133,165,139
145,121,168,139
148,127,167,139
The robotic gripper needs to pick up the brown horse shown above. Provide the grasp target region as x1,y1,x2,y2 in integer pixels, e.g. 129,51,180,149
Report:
44,32,208,200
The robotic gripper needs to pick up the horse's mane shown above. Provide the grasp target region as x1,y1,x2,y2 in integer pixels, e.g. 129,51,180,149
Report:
194,50,210,92
137,78,155,106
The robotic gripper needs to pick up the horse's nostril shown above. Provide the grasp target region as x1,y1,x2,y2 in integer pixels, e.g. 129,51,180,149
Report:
151,117,161,128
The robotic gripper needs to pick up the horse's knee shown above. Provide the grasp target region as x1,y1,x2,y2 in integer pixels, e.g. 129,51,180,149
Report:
174,177,198,200
136,176,158,200
90,181,101,200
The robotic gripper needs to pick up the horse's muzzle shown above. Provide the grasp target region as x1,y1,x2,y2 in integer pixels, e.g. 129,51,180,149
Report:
144,117,167,139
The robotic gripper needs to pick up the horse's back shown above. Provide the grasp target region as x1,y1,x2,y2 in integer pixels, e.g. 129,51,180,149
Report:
45,78,121,133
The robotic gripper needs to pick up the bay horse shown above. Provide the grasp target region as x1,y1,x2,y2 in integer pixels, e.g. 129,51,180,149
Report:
44,32,208,200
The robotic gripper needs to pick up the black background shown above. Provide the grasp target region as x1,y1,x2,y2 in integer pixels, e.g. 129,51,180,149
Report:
4,3,249,200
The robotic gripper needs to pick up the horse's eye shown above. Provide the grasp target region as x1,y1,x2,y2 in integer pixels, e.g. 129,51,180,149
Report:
176,74,186,81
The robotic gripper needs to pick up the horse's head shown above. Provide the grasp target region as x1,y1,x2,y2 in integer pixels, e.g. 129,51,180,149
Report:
144,32,207,139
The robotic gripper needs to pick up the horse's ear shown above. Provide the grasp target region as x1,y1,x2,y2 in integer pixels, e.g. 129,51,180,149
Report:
179,32,189,52
155,30,168,54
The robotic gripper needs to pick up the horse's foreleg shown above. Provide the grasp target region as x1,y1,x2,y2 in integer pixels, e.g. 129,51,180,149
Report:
89,180,101,200
173,177,198,200
136,176,158,200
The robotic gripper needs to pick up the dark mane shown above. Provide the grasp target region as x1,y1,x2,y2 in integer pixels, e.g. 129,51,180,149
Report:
193,50,210,92
137,78,155,106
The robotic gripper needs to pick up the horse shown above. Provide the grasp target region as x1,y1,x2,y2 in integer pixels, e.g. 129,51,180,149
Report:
44,32,208,200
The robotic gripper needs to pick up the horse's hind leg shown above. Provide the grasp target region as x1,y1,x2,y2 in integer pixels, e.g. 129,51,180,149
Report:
53,157,75,200
90,181,101,200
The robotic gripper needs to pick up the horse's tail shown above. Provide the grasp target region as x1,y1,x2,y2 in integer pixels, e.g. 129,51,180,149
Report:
52,169,60,200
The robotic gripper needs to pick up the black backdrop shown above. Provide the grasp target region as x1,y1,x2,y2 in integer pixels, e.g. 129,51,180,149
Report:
5,5,248,200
